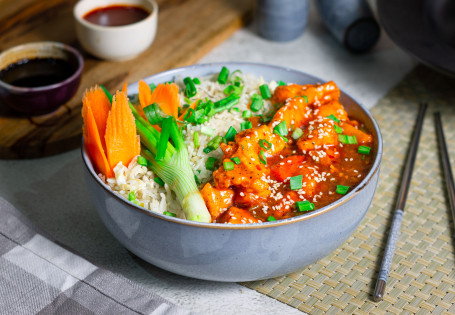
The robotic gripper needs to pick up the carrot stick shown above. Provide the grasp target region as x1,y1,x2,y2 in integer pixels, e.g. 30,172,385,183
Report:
105,91,140,169
147,83,180,118
82,86,111,151
83,105,114,178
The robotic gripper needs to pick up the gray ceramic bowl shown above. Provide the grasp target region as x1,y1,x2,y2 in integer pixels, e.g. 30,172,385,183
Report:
82,62,383,282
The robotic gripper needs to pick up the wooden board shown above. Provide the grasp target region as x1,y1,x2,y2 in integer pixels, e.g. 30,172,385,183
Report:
0,0,254,159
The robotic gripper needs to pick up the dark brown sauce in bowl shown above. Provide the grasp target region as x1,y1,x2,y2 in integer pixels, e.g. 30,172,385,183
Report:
0,58,75,88
83,5,150,27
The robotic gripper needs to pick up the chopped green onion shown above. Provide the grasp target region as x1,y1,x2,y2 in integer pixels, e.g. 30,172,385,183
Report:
183,77,197,97
229,69,243,83
250,94,263,112
231,107,240,112
231,156,241,165
259,84,271,99
290,175,303,190
291,128,304,140
217,66,229,84
241,121,252,130
259,150,267,165
336,185,350,194
207,135,223,150
358,145,371,155
267,216,276,222
193,131,200,148
149,83,157,93
327,114,340,123
224,85,243,97
242,110,252,118
302,95,308,103
334,124,343,134
296,200,314,211
273,121,288,136
128,191,136,201
203,147,212,154
278,81,286,86
154,177,165,187
214,94,239,112
155,117,172,161
223,161,235,171
193,78,201,85
137,156,147,166
201,126,215,136
194,174,200,185
225,126,237,142
338,134,357,144
206,157,218,171
163,211,177,217
259,139,272,150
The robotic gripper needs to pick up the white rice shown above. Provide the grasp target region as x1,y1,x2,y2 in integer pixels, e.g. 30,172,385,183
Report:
103,72,278,219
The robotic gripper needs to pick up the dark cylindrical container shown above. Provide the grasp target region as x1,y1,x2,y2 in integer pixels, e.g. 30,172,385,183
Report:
316,0,381,53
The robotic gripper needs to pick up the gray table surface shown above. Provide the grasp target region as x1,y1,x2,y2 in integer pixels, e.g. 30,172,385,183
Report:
0,3,415,314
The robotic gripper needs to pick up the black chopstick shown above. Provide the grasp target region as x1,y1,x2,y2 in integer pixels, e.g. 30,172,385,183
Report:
373,102,428,302
435,112,455,229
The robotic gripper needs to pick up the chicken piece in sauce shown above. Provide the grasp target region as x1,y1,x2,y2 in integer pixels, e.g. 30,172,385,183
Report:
201,81,374,223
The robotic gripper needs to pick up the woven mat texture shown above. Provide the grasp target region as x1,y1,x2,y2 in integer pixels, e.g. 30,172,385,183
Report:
242,65,455,314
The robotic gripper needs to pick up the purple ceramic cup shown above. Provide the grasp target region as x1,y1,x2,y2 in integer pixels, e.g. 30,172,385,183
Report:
0,42,84,116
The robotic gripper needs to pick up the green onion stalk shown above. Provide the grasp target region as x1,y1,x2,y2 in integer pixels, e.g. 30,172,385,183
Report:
101,86,211,222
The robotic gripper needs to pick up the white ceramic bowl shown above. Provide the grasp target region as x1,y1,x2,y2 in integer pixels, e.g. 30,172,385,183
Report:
73,0,158,61
82,63,383,282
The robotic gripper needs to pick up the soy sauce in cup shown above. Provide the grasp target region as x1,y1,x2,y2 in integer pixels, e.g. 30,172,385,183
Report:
83,5,149,27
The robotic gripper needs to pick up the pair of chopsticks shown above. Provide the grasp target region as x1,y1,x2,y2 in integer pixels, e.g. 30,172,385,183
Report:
373,103,455,301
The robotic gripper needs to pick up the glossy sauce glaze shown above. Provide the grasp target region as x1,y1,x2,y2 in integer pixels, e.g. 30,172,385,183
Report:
0,58,74,88
83,5,150,27
201,81,375,224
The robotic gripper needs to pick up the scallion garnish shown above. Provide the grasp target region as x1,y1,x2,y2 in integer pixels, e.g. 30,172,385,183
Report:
250,94,263,112
259,139,272,150
291,128,304,140
137,156,147,166
267,216,276,221
203,147,212,154
213,94,239,112
327,114,340,123
163,211,177,217
338,134,357,144
217,66,229,84
206,157,218,171
225,126,237,142
201,126,215,136
259,84,271,99
278,81,286,86
358,145,371,154
193,131,200,148
128,191,136,201
154,177,165,187
334,124,343,134
242,110,252,118
296,200,314,211
241,121,252,130
223,161,235,171
183,77,197,97
193,77,201,85
336,185,350,194
273,121,288,136
259,150,267,165
194,174,200,185
290,175,303,190
207,135,223,150
155,117,172,161
231,156,241,165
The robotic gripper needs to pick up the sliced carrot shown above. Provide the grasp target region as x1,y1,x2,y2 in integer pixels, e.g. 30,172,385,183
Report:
83,105,114,178
138,80,153,108
148,83,180,118
178,99,199,121
82,86,111,151
105,91,140,169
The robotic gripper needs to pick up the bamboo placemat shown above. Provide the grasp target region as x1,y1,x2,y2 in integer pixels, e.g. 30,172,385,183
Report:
242,65,455,314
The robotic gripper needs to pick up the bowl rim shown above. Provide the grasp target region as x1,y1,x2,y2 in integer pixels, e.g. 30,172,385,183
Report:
82,61,383,230
73,0,158,32
0,41,84,92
